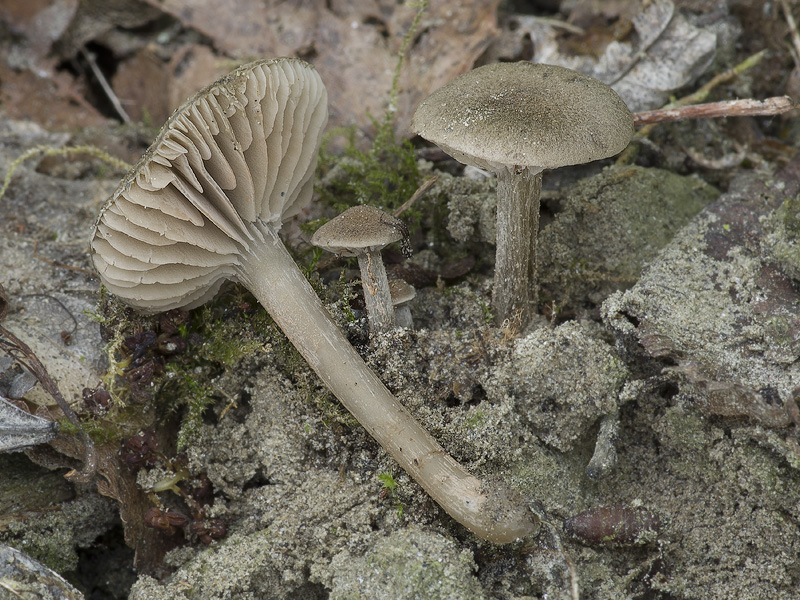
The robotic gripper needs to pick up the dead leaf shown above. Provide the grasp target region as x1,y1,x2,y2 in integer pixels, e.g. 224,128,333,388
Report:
490,0,718,112
0,0,78,69
395,1,501,137
0,61,108,130
95,443,173,573
137,0,500,136
112,44,230,125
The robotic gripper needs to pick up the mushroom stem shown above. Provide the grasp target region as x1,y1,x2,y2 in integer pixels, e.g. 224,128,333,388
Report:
394,305,413,329
237,223,539,543
493,166,543,327
357,250,395,335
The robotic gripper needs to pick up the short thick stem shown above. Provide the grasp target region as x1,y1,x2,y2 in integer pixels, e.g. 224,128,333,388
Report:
237,224,538,543
357,250,395,336
394,305,413,329
493,167,542,327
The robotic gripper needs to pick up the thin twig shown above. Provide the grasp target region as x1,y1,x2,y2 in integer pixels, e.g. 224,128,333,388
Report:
33,240,95,276
19,293,79,335
617,49,769,165
781,0,800,68
393,175,437,217
80,47,132,124
633,96,796,126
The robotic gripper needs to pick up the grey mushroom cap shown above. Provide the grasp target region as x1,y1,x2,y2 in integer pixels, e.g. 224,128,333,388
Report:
389,279,416,305
411,62,633,172
91,58,328,313
310,205,406,257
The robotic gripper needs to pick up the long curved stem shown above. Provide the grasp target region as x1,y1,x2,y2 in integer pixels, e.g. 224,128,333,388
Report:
237,224,539,543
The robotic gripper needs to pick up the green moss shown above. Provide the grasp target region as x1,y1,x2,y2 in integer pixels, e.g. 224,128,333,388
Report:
194,304,271,367
465,409,486,429
316,124,420,220
377,471,398,492
169,365,217,451
766,193,800,281
779,193,800,236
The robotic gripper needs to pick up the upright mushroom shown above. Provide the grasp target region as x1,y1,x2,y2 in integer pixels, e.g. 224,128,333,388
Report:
412,62,633,326
311,205,406,336
91,58,538,543
389,278,416,329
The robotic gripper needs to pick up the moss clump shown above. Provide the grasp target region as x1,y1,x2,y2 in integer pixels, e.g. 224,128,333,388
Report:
765,193,800,281
537,165,720,308
316,123,420,221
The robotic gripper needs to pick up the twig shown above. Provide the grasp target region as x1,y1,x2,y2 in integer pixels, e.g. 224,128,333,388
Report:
393,174,437,217
0,283,96,481
80,47,132,124
633,96,797,126
781,0,800,68
617,49,769,165
19,293,79,335
683,141,747,169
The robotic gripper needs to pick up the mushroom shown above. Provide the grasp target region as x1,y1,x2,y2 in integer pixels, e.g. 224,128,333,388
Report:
412,62,633,326
91,58,538,543
311,205,406,336
389,278,416,329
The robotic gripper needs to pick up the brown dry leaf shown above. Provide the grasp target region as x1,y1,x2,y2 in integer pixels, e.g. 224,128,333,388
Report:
394,1,500,137
0,0,78,69
0,62,108,135
112,44,231,125
138,0,500,135
54,0,163,58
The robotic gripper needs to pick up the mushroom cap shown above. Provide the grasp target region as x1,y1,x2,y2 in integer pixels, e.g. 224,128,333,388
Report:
91,58,328,312
388,279,416,305
411,62,633,172
310,205,407,256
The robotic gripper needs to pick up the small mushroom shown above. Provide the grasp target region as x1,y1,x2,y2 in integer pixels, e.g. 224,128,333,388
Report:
91,58,538,543
311,205,407,336
389,278,416,329
412,62,633,326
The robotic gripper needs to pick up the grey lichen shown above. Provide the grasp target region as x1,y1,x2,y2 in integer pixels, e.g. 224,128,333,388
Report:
538,165,719,308
488,320,628,451
0,494,117,574
327,526,485,600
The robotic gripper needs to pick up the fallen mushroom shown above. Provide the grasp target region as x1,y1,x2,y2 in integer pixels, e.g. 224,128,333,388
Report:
311,205,407,336
91,58,538,543
412,62,633,326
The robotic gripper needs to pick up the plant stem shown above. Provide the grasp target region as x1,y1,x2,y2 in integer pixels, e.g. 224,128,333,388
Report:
633,96,795,126
617,49,769,165
237,224,539,543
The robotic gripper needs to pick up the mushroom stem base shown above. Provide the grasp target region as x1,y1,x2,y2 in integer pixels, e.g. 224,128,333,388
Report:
236,222,539,543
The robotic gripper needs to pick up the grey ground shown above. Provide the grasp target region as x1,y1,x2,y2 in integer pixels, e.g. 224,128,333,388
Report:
1,117,799,599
